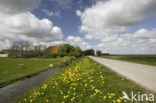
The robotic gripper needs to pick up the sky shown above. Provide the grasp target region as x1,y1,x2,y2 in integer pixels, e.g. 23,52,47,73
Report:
0,0,156,54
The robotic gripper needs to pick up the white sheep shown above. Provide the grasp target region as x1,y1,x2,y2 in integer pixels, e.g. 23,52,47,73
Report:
19,64,25,69
49,64,54,69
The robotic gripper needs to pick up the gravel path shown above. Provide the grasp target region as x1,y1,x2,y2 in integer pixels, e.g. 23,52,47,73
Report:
0,68,62,103
89,56,156,92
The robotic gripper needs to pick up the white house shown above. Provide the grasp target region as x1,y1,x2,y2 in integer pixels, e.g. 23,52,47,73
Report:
0,51,8,57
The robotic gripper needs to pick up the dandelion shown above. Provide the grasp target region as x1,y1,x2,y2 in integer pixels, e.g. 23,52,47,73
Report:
85,83,88,87
63,95,68,99
42,84,48,89
46,99,49,102
71,97,75,101
90,94,93,97
103,96,106,100
24,98,27,102
95,89,100,93
108,95,112,98
68,91,71,94
117,99,121,103
42,92,45,95
111,93,115,96
30,99,33,103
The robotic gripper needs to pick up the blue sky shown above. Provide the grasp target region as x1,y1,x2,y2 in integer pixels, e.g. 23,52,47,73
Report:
32,0,102,47
32,0,90,38
0,0,156,54
33,0,156,53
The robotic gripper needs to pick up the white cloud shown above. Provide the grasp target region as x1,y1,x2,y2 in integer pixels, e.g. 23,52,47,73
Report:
76,10,82,16
0,12,63,42
79,0,156,54
0,0,40,14
0,39,12,50
79,0,156,41
42,9,60,17
66,36,91,50
85,34,93,39
0,0,64,50
95,28,156,54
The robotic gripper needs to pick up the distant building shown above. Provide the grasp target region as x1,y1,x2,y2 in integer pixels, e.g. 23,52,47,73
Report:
44,45,61,53
0,51,8,57
101,53,110,56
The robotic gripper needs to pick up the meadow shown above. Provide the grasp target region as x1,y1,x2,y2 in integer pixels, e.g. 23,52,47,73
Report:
0,57,70,87
17,57,154,103
100,55,156,66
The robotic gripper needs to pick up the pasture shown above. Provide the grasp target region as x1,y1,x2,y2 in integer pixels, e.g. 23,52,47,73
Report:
0,57,70,87
100,55,156,66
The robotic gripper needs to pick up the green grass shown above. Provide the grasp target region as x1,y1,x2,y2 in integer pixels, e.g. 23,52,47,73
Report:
0,57,71,87
99,55,156,66
17,57,155,103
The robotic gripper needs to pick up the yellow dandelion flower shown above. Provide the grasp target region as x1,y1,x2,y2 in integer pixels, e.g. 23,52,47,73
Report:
46,99,49,102
68,91,71,94
103,96,106,99
41,84,48,89
111,93,115,96
63,95,68,99
117,99,121,103
30,99,33,103
24,98,27,102
108,95,112,98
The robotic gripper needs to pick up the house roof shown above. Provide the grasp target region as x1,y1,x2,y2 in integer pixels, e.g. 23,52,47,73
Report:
45,45,61,53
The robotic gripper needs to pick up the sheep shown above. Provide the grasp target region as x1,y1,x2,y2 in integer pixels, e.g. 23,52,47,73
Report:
19,64,25,69
49,64,54,69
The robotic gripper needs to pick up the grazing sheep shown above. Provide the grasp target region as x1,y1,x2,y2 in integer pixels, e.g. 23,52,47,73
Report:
49,64,54,69
19,64,25,69
63,60,68,66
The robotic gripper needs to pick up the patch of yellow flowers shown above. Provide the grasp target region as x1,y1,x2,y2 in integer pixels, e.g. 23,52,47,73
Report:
18,58,126,103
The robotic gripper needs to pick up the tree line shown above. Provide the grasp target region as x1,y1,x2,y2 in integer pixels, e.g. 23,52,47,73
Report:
7,41,103,58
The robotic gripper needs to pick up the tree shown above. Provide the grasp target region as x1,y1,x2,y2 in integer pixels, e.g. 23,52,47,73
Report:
96,50,102,56
83,49,95,56
74,47,82,57
9,41,46,58
59,44,75,56
58,44,83,57
9,41,24,57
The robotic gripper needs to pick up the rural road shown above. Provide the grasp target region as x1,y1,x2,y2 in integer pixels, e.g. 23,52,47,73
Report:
89,56,156,92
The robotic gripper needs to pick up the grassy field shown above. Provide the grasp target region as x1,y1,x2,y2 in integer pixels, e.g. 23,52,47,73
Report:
99,55,156,66
0,57,71,87
17,57,155,103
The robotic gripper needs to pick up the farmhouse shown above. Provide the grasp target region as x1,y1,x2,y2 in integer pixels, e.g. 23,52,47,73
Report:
0,51,8,57
44,45,61,53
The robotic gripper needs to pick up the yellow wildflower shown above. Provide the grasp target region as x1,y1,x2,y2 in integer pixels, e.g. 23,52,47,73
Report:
24,98,27,102
46,99,49,102
117,99,121,103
